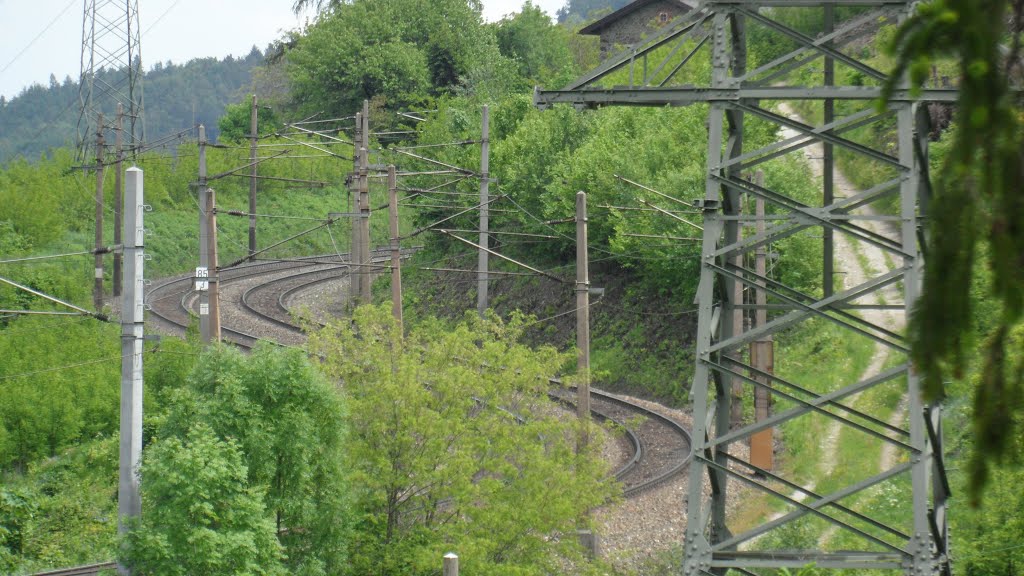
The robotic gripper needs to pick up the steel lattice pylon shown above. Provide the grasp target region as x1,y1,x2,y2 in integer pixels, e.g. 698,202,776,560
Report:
536,2,951,574
77,0,143,160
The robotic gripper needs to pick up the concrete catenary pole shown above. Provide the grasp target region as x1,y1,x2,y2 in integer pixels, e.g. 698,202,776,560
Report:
443,553,459,576
113,104,123,297
117,166,144,576
576,191,590,450
94,113,105,310
358,100,371,302
387,165,403,328
477,105,490,317
248,94,258,262
198,125,209,341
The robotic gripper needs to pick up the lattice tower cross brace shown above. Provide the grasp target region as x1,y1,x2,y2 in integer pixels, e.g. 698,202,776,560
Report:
533,1,951,574
77,0,144,161
685,7,944,574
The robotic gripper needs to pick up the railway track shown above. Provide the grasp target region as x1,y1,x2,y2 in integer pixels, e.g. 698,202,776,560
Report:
595,390,691,497
146,254,349,347
31,562,117,576
148,254,692,497
239,264,349,332
552,387,692,498
147,249,411,347
236,250,406,334
38,253,692,576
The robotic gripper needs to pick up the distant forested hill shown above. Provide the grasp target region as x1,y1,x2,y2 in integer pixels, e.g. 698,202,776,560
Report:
0,48,264,164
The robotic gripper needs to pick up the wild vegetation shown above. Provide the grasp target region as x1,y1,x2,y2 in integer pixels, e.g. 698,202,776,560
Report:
0,0,1022,574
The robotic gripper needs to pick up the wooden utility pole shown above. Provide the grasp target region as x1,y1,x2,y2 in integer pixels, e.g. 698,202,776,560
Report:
349,110,363,303
730,195,744,429
576,191,591,450
750,170,774,470
248,94,258,261
197,125,221,343
93,113,105,310
387,165,403,328
207,186,221,342
118,166,144,547
357,100,372,302
113,104,123,297
823,5,835,299
477,105,490,317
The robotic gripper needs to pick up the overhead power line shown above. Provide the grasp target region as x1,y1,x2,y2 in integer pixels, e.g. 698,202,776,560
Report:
0,0,76,77
0,352,136,382
0,275,109,321
0,245,121,265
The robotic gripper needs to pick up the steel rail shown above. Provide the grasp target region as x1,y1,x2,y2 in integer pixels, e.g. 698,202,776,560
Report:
146,256,349,348
236,248,417,332
551,385,693,498
30,561,118,576
147,254,693,503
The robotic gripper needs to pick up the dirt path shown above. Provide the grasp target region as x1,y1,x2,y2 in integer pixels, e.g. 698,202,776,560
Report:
776,103,907,545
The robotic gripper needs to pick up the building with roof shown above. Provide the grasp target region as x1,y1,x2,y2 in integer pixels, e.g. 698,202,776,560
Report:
579,0,696,58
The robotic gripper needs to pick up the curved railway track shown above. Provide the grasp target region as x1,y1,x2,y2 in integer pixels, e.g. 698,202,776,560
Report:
239,264,348,331
553,388,691,498
147,249,411,345
147,255,692,497
146,254,347,346
596,391,691,498
236,250,406,334
31,562,117,576
37,254,693,576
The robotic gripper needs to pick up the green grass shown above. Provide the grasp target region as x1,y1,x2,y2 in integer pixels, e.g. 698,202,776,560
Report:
772,318,876,484
744,267,914,557
729,317,875,536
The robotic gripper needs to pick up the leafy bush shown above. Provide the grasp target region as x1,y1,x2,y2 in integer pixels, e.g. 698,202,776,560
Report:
147,344,351,575
122,424,286,576
0,318,120,471
308,305,616,575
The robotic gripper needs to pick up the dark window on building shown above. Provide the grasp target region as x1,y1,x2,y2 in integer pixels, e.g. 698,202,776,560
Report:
659,12,669,23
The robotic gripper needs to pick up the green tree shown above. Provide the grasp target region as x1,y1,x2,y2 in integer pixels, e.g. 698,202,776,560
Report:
495,1,578,88
157,344,350,575
285,0,511,115
121,424,286,576
0,317,120,471
217,95,283,143
954,464,1024,574
884,0,1024,501
307,305,616,575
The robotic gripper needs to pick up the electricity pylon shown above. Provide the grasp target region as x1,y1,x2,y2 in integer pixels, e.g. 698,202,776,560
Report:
77,0,144,161
536,2,953,573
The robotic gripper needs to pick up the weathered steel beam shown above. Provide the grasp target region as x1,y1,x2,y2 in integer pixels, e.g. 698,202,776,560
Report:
535,86,960,108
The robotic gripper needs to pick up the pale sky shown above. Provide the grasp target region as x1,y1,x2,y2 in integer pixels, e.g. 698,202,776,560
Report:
0,0,566,100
